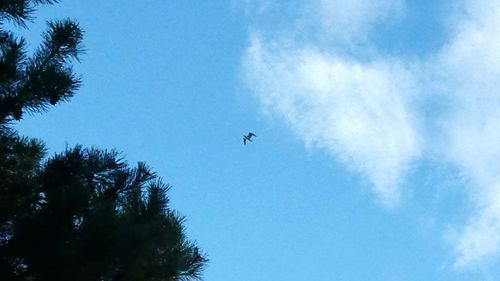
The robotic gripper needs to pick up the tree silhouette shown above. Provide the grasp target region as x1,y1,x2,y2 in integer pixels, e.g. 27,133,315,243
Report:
0,0,83,122
0,1,207,280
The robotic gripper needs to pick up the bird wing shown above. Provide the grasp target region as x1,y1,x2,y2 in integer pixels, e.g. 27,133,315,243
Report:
248,132,256,138
243,137,247,145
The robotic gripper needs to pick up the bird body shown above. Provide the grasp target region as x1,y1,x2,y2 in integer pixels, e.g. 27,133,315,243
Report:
243,132,256,145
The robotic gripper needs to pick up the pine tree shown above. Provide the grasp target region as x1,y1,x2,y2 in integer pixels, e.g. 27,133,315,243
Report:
0,2,207,280
4,147,206,281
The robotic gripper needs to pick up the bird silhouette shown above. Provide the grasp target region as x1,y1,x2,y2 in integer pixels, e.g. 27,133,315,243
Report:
243,132,256,145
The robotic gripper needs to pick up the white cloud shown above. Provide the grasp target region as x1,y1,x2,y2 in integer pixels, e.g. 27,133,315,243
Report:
436,0,500,268
243,0,500,268
453,193,500,267
244,36,420,206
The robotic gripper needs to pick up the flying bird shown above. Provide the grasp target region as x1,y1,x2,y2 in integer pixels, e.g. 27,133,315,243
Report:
243,132,256,145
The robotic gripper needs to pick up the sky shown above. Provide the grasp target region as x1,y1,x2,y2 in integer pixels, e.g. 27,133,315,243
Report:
12,0,500,280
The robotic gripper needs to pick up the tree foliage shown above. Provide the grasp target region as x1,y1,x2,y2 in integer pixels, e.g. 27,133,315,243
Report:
0,1,207,280
0,1,83,122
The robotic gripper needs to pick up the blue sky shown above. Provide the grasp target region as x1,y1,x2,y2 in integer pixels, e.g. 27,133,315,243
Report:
14,0,500,280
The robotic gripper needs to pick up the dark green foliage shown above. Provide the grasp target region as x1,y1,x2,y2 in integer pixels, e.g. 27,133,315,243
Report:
0,1,207,280
0,1,83,122
0,1,59,27
1,147,207,281
0,132,45,218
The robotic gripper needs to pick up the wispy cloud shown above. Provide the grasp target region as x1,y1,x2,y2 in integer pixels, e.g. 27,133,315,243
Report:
244,36,420,206
436,0,500,267
242,0,500,269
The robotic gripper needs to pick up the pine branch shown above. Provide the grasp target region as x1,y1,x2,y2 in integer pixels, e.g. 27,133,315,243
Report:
0,19,84,121
36,20,84,65
0,0,33,27
0,33,26,87
0,0,59,27
0,32,26,121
